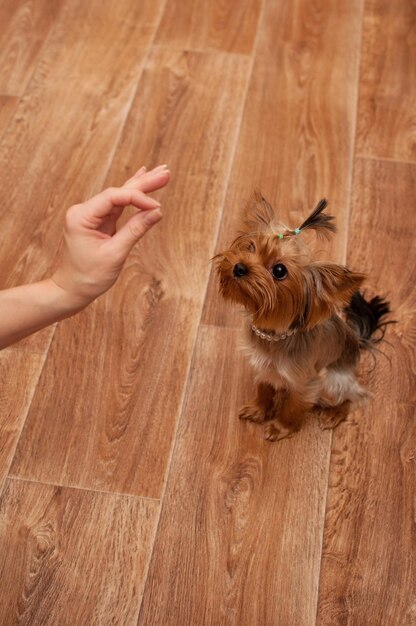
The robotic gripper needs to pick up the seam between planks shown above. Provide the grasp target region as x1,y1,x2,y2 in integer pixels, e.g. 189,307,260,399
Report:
135,1,268,623
98,0,169,191
1,350,49,498
314,1,367,623
355,153,416,167
81,1,192,622
148,42,253,57
340,1,367,263
9,323,58,357
7,474,160,503
3,0,170,502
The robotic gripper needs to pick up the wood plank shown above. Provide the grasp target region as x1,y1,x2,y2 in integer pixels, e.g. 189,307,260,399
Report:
0,0,63,96
0,349,45,494
138,325,331,625
0,0,164,291
0,0,165,354
0,478,159,624
0,95,18,142
201,0,363,328
10,48,251,498
356,0,416,162
155,0,262,54
316,158,416,625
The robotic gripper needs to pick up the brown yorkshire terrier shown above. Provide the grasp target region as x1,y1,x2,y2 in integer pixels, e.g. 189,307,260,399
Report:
215,192,391,441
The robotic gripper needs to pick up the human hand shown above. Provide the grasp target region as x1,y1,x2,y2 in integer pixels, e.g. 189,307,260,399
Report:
51,164,170,307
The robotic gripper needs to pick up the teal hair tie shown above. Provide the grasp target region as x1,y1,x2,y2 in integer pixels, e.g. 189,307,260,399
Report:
294,227,301,235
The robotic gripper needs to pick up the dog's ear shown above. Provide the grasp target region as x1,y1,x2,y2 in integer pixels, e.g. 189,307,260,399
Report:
310,263,365,308
298,199,336,239
240,189,275,233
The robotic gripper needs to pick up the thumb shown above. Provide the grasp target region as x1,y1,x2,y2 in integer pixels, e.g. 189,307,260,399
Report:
111,208,162,256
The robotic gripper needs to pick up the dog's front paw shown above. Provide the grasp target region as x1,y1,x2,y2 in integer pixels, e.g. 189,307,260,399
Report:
317,401,350,431
264,421,296,442
239,402,266,423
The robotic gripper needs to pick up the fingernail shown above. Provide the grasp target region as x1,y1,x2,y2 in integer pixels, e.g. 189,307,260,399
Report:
146,208,162,224
133,166,146,177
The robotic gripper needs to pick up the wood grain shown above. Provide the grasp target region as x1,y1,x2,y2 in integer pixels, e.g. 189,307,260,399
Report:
316,158,416,625
356,0,416,162
139,325,332,625
0,95,18,142
0,0,165,300
0,478,159,625
10,49,251,499
1,1,414,623
0,350,45,494
0,0,63,96
0,0,165,354
155,0,262,54
201,0,364,328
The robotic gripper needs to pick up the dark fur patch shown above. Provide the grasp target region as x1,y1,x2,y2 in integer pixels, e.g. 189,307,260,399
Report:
346,291,392,345
299,199,337,238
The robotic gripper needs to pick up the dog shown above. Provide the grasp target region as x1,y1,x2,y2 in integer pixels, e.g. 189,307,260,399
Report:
215,191,391,441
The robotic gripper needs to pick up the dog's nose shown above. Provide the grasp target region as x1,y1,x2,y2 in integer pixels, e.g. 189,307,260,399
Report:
233,263,248,278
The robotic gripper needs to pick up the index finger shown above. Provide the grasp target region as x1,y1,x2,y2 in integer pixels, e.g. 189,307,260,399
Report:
84,187,161,220
124,166,171,193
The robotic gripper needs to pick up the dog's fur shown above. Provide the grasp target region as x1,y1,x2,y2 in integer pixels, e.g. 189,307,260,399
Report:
214,191,390,441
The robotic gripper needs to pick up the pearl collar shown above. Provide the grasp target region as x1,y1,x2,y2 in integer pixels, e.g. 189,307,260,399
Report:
251,323,298,342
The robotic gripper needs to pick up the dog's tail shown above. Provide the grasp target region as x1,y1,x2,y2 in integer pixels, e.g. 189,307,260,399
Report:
345,291,392,349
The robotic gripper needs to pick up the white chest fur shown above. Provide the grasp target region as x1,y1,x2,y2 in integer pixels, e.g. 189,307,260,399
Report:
240,328,292,390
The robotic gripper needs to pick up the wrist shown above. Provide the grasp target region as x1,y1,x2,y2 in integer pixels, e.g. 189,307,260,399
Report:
46,277,93,315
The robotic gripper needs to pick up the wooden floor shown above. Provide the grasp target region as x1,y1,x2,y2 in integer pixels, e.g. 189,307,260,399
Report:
0,1,415,624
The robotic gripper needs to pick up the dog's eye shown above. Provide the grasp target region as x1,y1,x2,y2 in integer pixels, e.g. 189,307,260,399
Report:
272,263,288,280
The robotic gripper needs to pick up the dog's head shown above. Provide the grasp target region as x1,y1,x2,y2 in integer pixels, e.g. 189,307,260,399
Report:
214,191,365,331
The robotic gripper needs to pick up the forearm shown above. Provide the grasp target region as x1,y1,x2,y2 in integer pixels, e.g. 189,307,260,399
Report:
0,278,87,349
0,166,168,350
